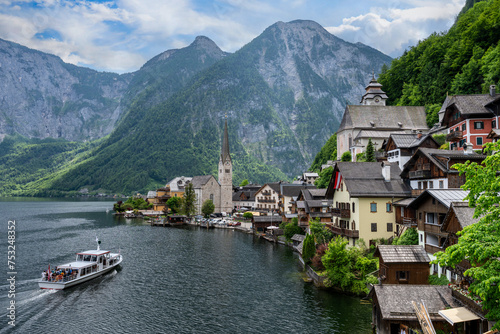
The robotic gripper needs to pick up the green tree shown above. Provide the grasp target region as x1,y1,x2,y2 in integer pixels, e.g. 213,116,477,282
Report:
240,179,249,187
180,183,197,218
201,199,215,218
341,151,352,162
302,234,316,263
365,138,375,162
281,219,304,241
393,228,419,245
314,166,333,189
310,133,337,171
243,212,253,219
166,196,181,214
309,218,334,245
433,142,500,327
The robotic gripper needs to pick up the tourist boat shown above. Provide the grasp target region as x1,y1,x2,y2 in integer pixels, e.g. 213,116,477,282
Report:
38,238,123,290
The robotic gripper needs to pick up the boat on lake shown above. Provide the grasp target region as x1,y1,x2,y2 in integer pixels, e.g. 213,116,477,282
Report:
38,238,122,290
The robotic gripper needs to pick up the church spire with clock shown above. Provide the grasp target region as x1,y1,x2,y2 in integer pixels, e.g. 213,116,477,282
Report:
218,116,233,213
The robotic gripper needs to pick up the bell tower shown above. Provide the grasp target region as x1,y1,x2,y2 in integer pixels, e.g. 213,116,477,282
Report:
218,115,233,213
360,73,388,106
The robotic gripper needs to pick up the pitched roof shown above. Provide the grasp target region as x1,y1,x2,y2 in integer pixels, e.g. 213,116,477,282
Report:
446,94,497,117
166,176,192,192
339,105,427,132
330,162,411,198
220,118,231,163
308,188,327,198
191,175,216,188
371,285,460,321
375,245,430,263
280,184,315,197
408,189,469,209
400,148,487,177
442,201,480,231
387,133,438,150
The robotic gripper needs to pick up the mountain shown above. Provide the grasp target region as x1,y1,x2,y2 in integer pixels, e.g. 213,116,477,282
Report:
0,38,130,141
43,20,391,195
378,0,500,126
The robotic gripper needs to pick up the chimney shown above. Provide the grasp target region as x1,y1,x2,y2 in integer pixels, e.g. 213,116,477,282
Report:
463,142,473,155
417,131,423,139
381,162,391,182
491,85,496,97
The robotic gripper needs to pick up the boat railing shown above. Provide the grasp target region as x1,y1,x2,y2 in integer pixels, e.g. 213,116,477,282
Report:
41,274,79,283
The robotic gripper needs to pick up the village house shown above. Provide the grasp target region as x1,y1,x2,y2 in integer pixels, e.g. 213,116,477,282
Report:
383,133,440,169
254,183,281,214
441,85,499,151
337,75,428,161
370,284,483,334
325,162,411,247
299,172,319,185
400,147,486,197
295,188,331,227
232,184,260,211
280,183,316,222
252,214,282,233
374,245,430,285
407,189,469,281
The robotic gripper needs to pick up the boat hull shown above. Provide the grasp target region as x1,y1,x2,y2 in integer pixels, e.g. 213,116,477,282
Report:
38,256,122,290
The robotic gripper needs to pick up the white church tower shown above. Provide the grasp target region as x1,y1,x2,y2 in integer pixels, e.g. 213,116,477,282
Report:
360,73,388,105
218,116,233,213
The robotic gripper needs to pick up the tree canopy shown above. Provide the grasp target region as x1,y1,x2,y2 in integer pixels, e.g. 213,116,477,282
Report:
365,138,375,162
433,141,500,326
180,183,197,218
201,199,215,218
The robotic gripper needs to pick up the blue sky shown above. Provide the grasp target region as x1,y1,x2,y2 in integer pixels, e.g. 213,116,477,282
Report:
0,0,465,73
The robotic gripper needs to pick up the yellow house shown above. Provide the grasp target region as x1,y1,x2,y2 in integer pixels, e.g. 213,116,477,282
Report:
326,162,412,247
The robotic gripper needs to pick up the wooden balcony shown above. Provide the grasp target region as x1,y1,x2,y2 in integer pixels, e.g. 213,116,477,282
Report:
409,169,431,179
446,130,463,142
330,226,359,238
258,199,276,203
396,217,417,227
411,189,425,197
451,288,485,316
331,208,351,218
424,223,447,236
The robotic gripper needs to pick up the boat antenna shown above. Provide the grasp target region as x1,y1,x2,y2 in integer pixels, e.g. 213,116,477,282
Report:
96,236,101,250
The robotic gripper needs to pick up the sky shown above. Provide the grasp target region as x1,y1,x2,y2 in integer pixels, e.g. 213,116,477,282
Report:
0,0,466,74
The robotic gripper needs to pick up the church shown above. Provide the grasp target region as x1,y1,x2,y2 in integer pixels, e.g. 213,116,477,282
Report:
336,75,429,161
156,117,233,215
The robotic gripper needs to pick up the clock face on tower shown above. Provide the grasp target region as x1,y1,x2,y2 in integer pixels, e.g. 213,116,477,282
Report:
225,162,230,166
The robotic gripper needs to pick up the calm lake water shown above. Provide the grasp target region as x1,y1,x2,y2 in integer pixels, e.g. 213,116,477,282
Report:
0,199,372,333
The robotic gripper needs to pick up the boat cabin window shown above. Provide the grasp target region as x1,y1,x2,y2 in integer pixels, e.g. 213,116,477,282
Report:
99,256,103,263
77,254,83,261
84,255,91,261
91,255,97,262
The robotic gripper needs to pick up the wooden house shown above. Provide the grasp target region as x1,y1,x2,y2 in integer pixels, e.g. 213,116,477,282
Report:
400,148,486,197
383,133,440,169
295,188,331,227
252,215,281,232
374,245,430,285
370,285,481,334
407,189,469,280
232,184,261,211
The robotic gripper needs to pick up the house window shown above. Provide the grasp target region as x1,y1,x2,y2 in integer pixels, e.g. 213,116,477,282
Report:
474,121,484,129
371,223,377,232
352,203,355,213
210,194,214,201
439,180,444,189
493,120,497,129
420,234,423,243
419,212,422,220
386,203,392,213
341,182,343,191
387,223,393,232
370,202,377,213
397,271,409,281
429,181,433,189
418,181,422,189
462,123,466,131
477,137,483,145
423,181,428,189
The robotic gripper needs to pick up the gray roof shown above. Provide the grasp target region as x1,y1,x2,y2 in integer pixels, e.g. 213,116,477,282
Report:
339,105,428,132
307,200,332,208
166,176,192,192
147,190,157,198
445,94,498,117
408,189,469,209
332,162,411,198
253,216,281,223
372,285,460,321
355,129,406,141
444,201,480,230
191,175,217,188
308,188,327,198
291,234,305,242
387,133,437,149
401,148,487,177
280,184,315,197
392,198,414,207
375,245,430,263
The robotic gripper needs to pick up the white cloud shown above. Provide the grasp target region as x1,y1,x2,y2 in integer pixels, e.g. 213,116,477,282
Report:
325,0,464,56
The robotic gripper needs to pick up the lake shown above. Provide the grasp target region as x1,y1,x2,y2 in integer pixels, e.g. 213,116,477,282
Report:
0,199,372,333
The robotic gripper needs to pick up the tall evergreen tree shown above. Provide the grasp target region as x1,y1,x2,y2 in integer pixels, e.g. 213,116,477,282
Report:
181,183,197,218
365,138,375,162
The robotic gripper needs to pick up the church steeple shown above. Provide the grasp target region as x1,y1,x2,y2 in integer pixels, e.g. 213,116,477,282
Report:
221,115,231,163
218,114,233,213
360,74,388,105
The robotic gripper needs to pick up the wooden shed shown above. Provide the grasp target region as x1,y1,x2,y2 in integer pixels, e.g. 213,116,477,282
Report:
374,245,430,285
